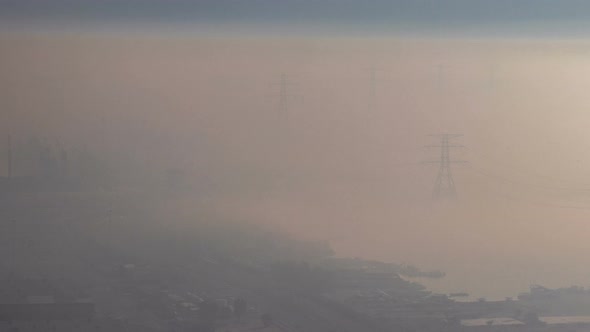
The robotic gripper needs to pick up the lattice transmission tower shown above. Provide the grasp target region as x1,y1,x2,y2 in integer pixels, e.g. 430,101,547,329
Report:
270,73,302,119
425,134,466,199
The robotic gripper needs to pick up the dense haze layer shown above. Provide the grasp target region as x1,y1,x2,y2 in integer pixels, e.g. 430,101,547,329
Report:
3,30,590,299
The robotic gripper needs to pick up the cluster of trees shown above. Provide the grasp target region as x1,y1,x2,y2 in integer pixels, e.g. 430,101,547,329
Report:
4,136,111,189
321,257,445,279
518,285,590,301
270,261,333,295
182,222,335,265
195,298,248,332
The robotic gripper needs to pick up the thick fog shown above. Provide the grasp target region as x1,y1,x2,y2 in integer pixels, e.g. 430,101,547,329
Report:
3,31,590,301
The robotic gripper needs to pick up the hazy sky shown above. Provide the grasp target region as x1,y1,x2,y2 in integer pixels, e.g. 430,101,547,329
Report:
3,0,590,37
3,2,590,300
3,0,590,23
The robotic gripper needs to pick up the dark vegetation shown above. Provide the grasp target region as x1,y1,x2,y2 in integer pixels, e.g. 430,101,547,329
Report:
0,175,443,331
2,142,590,331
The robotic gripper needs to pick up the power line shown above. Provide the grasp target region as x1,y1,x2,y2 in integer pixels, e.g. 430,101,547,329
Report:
463,165,590,210
466,148,590,190
465,163,590,194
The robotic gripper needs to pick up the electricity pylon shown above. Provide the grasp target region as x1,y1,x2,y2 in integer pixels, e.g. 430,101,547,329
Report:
424,134,466,199
270,73,302,119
